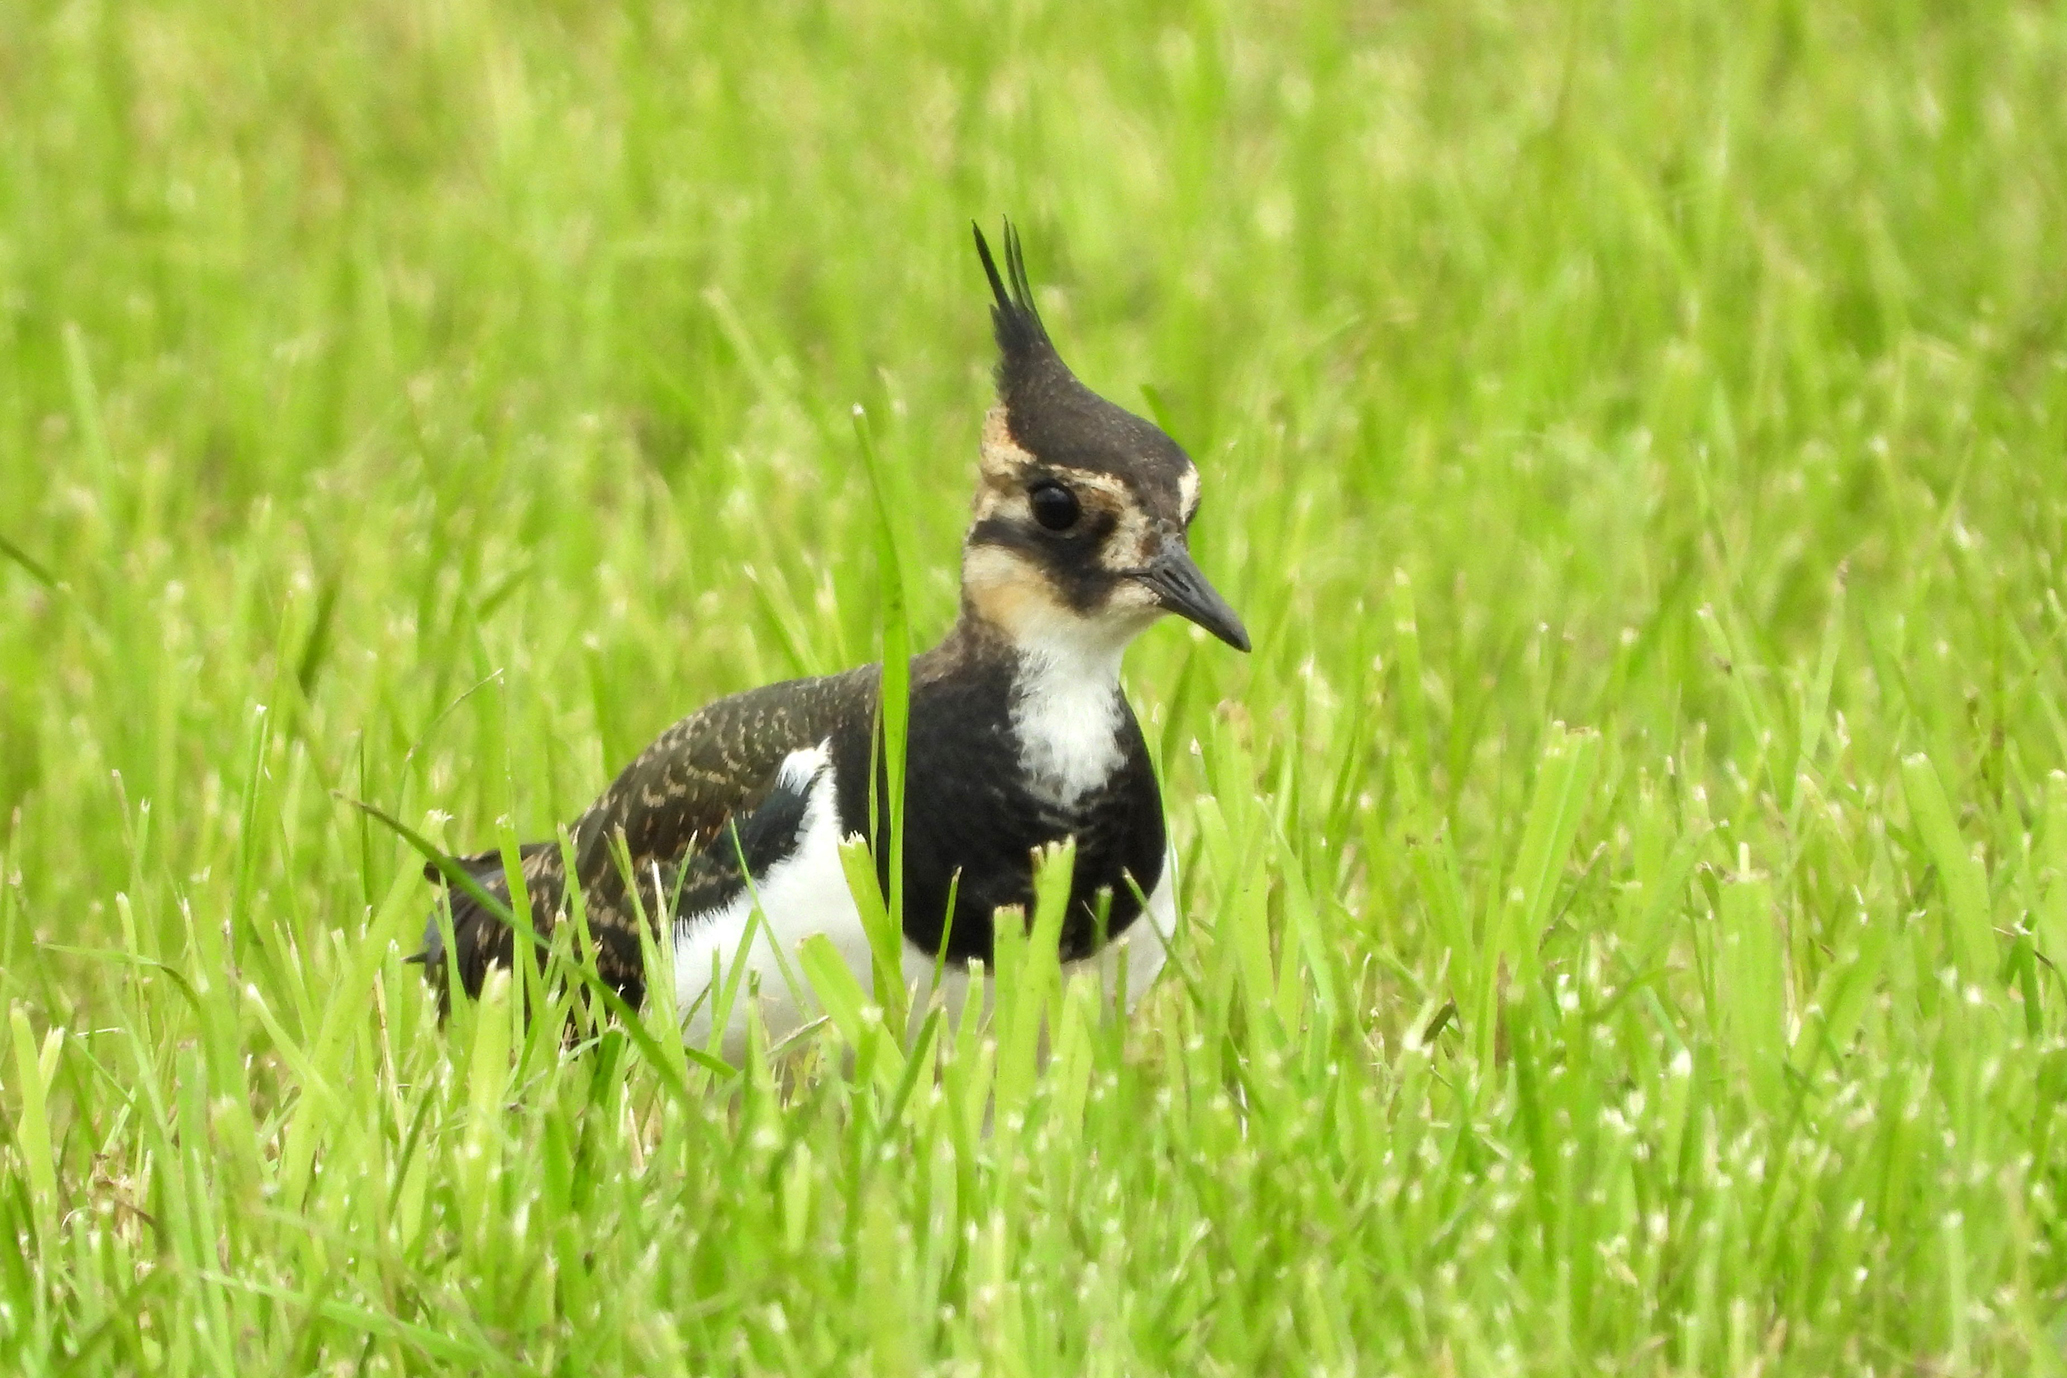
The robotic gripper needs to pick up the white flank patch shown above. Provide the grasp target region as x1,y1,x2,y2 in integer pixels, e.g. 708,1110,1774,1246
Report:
673,744,870,1056
1123,854,1178,1004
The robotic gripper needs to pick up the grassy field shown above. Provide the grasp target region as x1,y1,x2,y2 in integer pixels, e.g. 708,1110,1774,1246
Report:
5,0,2067,1371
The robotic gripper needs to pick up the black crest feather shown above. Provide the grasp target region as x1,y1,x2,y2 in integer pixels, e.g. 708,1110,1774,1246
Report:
970,217,1191,485
973,219,1058,372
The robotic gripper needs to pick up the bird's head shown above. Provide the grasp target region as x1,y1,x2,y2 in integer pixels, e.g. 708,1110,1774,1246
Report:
959,222,1250,661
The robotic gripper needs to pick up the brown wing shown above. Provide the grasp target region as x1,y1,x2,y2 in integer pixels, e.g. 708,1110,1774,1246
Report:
423,665,876,1008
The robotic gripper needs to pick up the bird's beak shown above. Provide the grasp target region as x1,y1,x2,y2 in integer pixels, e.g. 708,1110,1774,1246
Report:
1132,543,1250,652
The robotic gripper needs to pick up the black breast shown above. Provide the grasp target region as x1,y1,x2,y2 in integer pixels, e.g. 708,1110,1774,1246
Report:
829,658,1166,965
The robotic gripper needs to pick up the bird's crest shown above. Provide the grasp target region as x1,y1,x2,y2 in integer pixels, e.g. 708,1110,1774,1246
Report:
969,217,1194,493
975,219,1086,411
973,219,1050,358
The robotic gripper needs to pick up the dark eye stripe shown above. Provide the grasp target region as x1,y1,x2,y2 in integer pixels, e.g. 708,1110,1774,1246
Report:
964,513,1118,614
969,510,1117,558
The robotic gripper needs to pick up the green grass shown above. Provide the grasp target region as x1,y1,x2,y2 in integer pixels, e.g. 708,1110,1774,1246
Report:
5,0,2067,1371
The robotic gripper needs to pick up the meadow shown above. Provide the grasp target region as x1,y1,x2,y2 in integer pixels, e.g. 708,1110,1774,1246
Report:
4,0,2067,1372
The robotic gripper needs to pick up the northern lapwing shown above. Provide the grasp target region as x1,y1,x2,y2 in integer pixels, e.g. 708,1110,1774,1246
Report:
420,222,1250,1051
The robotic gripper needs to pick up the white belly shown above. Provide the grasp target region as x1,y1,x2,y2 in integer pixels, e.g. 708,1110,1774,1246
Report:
671,748,1174,1060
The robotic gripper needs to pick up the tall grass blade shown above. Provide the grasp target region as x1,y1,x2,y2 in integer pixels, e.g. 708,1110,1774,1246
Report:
1902,753,1996,982
853,404,911,1040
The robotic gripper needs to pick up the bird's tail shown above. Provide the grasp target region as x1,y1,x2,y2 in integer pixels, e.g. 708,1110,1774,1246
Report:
414,843,557,1008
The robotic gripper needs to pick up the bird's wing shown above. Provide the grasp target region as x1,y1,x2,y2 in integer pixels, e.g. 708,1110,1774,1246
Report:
423,666,875,1007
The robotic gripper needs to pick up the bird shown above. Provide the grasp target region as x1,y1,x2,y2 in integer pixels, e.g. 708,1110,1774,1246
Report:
419,221,1250,1054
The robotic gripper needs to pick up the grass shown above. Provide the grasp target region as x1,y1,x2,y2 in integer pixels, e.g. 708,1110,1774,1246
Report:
4,0,2067,1371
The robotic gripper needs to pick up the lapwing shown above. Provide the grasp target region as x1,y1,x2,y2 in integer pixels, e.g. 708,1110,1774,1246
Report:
420,222,1250,1052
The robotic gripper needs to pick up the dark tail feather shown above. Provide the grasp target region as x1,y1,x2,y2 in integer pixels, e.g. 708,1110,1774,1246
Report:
418,843,554,1005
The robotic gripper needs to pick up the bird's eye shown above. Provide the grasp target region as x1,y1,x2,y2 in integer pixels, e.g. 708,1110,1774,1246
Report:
1029,481,1080,532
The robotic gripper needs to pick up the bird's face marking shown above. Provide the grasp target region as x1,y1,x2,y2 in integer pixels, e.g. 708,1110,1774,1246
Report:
963,222,1249,654
975,406,1187,564
964,405,1242,652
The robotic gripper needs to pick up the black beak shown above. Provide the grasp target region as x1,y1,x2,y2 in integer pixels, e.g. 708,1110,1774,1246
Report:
1131,544,1250,652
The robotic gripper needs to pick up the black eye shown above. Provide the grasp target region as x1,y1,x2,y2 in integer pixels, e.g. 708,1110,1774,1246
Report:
1029,481,1080,532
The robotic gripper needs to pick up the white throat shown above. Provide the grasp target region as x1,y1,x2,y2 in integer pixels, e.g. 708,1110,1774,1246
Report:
1007,615,1145,807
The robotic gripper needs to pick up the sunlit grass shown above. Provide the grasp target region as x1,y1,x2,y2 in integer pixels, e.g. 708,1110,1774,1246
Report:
4,0,2067,1372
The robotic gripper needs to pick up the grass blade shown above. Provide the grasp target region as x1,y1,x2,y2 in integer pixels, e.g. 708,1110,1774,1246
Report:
854,403,912,1041
1902,753,1996,982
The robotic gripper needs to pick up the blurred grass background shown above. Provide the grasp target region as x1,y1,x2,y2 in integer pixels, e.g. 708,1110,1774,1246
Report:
4,0,2067,1372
